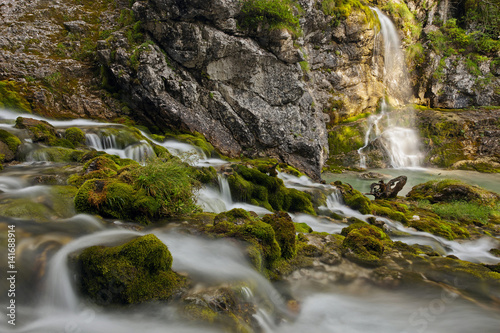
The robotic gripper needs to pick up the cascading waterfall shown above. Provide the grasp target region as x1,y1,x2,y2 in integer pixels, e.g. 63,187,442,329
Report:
358,8,423,169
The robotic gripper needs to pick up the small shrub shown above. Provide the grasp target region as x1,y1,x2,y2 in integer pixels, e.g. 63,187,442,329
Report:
239,0,302,37
132,157,201,217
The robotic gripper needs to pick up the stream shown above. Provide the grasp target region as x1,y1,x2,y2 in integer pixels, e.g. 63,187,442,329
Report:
0,109,499,331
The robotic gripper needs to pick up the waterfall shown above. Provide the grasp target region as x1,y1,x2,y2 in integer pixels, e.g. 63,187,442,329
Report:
359,8,423,169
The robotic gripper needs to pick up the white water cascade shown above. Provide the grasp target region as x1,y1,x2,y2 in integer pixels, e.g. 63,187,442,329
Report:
358,8,423,169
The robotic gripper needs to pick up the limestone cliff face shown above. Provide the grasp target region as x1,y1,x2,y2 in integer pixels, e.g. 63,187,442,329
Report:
96,0,384,178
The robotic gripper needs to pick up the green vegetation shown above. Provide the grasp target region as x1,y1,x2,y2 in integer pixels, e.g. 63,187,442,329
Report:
228,164,315,214
131,157,201,217
262,212,297,259
65,127,86,146
0,81,31,113
407,179,499,206
382,1,421,44
416,200,500,226
73,155,200,223
77,234,186,304
238,0,302,37
341,223,389,267
209,209,281,271
0,129,22,153
321,0,377,28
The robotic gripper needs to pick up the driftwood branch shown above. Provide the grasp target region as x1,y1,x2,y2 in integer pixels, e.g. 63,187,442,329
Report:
366,176,407,199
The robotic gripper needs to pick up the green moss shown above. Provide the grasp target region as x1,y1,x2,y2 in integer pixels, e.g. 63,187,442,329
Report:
65,127,86,146
294,222,312,233
0,129,22,153
77,234,186,304
0,80,31,113
193,166,218,185
175,132,217,158
328,124,364,155
15,117,58,145
407,179,499,206
262,212,296,259
210,209,281,269
322,0,377,29
342,224,388,267
228,164,315,214
28,147,85,163
238,0,302,38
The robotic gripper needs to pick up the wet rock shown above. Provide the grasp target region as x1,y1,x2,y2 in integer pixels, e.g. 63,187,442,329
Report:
0,129,22,162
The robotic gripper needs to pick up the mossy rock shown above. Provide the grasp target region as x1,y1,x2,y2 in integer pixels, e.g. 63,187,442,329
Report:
193,166,218,185
406,209,470,240
229,164,315,215
262,212,297,259
177,132,217,157
210,209,281,269
294,222,312,233
0,129,22,161
407,179,499,205
74,179,157,223
342,224,389,267
337,184,372,214
0,80,31,113
65,127,86,146
15,117,58,144
76,234,186,304
50,185,78,218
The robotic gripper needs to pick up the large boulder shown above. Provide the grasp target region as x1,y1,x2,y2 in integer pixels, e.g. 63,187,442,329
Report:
76,234,186,305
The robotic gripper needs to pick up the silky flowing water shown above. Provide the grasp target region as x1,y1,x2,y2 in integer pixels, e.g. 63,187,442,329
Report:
1,10,500,333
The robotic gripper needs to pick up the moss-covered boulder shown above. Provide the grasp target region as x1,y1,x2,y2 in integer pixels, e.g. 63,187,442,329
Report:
407,179,500,205
15,117,58,143
262,212,296,259
74,179,157,223
0,129,22,162
69,155,122,187
76,234,186,304
228,164,315,215
209,209,281,270
64,127,86,146
341,224,389,267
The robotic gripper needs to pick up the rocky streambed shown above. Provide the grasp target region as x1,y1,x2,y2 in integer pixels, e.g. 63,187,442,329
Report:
0,113,499,332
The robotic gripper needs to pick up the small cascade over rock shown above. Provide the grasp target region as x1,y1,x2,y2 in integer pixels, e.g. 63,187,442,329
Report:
359,8,423,169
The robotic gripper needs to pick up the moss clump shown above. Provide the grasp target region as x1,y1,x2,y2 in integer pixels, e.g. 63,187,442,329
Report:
77,234,186,304
210,209,281,270
0,129,22,153
229,164,315,215
342,224,388,267
294,222,312,233
131,157,201,217
0,80,31,113
0,129,22,161
65,127,86,146
238,0,302,38
262,212,296,259
193,166,218,186
176,132,217,158
407,179,499,206
406,210,469,240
